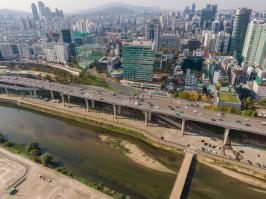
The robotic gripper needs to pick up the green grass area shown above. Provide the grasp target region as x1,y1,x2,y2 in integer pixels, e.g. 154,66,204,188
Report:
74,70,113,90
219,92,240,103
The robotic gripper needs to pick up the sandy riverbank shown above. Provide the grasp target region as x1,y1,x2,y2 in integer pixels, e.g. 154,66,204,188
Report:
99,135,176,174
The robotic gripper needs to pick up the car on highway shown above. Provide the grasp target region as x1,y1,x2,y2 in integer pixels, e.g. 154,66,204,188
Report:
176,112,182,116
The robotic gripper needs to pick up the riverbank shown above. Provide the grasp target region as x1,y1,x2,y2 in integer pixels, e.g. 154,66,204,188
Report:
0,94,266,192
0,147,111,199
197,156,266,190
0,136,130,198
99,135,176,174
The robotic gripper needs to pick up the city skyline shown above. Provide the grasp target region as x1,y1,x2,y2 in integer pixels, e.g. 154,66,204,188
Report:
0,0,266,12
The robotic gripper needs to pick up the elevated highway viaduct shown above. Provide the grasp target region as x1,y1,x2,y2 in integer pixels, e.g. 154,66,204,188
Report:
0,76,266,145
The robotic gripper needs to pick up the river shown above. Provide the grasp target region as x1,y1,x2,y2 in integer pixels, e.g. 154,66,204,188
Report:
0,104,265,199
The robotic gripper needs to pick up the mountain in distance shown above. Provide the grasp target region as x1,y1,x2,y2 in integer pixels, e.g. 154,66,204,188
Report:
76,2,160,15
0,9,30,18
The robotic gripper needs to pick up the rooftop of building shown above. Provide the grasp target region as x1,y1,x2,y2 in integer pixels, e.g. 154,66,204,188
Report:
219,92,240,103
98,56,119,63
122,40,155,47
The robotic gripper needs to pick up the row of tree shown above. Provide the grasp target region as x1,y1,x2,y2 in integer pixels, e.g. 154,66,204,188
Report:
25,142,53,167
0,135,54,167
176,91,212,102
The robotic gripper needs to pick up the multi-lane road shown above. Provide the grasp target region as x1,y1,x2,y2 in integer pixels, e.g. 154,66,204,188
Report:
0,76,266,137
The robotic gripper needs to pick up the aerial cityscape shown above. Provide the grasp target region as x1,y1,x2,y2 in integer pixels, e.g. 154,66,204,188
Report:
0,0,266,199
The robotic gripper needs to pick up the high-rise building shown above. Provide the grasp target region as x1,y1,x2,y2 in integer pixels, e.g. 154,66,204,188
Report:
122,41,155,82
212,20,221,33
31,3,39,21
242,20,266,68
54,43,69,64
44,42,69,64
229,8,252,62
192,3,196,14
61,29,74,44
37,1,45,17
215,31,231,54
159,34,180,51
0,44,12,59
61,29,75,57
146,19,161,51
201,4,218,27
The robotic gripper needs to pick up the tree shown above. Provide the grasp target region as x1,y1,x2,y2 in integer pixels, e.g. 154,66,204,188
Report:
0,134,6,144
256,99,266,107
41,153,53,166
25,142,41,156
29,149,41,156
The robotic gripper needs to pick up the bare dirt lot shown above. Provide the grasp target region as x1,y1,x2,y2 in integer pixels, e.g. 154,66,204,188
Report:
0,149,110,199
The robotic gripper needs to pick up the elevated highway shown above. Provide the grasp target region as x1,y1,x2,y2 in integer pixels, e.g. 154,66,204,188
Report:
0,76,266,145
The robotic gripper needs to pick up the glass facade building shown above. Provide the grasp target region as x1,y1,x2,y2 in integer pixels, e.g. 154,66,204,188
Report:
242,20,266,69
122,43,155,82
230,8,252,62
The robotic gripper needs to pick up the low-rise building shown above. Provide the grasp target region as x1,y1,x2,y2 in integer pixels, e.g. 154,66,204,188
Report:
215,88,241,108
253,69,266,99
97,56,120,74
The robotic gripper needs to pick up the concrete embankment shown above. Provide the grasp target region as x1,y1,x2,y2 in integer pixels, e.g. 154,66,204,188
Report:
15,98,185,155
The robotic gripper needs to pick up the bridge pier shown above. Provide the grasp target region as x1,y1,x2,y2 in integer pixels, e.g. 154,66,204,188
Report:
113,105,117,118
148,112,152,122
117,105,121,115
61,94,65,106
5,87,8,95
67,95,71,104
29,89,33,98
181,119,186,135
144,111,148,126
50,90,54,100
224,128,230,146
91,100,95,109
33,90,37,98
85,99,89,112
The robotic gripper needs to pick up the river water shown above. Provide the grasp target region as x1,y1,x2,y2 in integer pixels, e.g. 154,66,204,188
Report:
0,104,265,199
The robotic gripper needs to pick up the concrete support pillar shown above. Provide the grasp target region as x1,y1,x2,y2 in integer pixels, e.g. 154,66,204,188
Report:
148,112,152,122
224,128,230,146
91,100,95,109
33,90,37,98
117,105,121,115
144,111,148,126
5,87,8,95
113,105,117,118
67,95,70,103
61,94,65,106
181,119,186,135
29,89,33,97
85,99,89,112
50,90,54,100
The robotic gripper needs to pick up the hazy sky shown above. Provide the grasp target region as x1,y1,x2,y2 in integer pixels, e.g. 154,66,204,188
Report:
1,0,265,12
